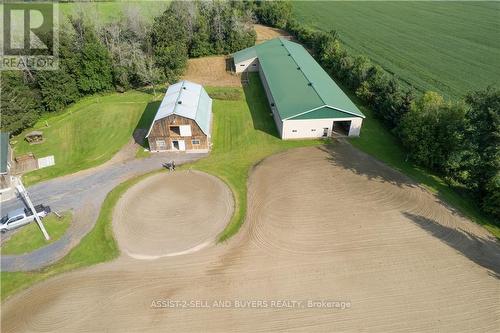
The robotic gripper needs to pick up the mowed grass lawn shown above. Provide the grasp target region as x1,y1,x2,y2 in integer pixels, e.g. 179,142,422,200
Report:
1,213,72,255
14,91,153,185
293,1,500,99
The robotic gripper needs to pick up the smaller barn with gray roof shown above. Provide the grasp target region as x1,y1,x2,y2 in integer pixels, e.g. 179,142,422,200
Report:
233,37,365,139
146,80,212,152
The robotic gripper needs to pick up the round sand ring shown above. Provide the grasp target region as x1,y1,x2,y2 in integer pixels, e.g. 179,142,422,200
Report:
113,170,233,259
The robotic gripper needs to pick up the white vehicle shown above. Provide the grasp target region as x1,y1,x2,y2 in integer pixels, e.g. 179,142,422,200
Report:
0,205,51,233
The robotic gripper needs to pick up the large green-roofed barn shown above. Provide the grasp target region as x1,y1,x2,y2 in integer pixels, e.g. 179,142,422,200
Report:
233,37,365,139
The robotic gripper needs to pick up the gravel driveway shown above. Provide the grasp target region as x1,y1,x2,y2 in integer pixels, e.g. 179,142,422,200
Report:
0,151,207,272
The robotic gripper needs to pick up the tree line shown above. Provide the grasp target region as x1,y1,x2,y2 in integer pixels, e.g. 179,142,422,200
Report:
1,1,255,134
254,0,499,219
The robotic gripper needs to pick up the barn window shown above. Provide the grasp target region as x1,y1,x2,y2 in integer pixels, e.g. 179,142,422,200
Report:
292,130,297,133
156,140,166,150
192,139,200,145
240,64,245,66
311,129,316,132
252,63,257,66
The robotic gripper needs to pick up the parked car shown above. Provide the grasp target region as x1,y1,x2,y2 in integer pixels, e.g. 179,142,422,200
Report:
0,205,51,233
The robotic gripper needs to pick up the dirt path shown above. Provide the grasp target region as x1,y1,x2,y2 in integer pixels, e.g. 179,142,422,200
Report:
254,24,292,43
2,144,499,332
113,171,233,259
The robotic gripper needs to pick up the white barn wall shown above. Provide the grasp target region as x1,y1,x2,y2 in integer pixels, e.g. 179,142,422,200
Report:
282,117,363,140
235,58,259,73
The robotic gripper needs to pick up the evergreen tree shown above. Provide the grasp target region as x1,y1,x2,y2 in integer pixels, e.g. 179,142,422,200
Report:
151,3,190,82
36,70,79,112
76,34,114,93
0,71,43,134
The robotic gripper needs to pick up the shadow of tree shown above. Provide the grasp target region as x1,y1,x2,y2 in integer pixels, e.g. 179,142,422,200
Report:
242,73,281,139
319,141,417,188
403,212,500,279
133,101,160,148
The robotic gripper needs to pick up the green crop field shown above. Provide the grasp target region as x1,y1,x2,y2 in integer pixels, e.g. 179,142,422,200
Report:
293,1,500,100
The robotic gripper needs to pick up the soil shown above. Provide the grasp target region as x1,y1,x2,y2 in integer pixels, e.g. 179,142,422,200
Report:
112,171,233,259
182,56,242,87
2,144,499,332
254,24,292,43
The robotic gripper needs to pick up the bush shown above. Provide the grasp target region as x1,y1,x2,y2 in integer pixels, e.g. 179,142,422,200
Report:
398,92,466,173
255,0,292,29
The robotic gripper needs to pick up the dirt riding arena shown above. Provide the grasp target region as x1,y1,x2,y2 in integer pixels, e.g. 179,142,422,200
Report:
113,171,233,259
182,56,241,87
2,144,499,332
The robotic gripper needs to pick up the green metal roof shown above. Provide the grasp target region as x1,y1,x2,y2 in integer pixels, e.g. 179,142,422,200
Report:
0,132,9,174
289,106,355,120
233,47,257,64
233,38,365,120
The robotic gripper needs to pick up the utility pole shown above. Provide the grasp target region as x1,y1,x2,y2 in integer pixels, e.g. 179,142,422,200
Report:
16,180,50,241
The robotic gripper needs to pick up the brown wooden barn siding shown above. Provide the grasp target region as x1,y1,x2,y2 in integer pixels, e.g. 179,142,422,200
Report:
148,114,209,151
